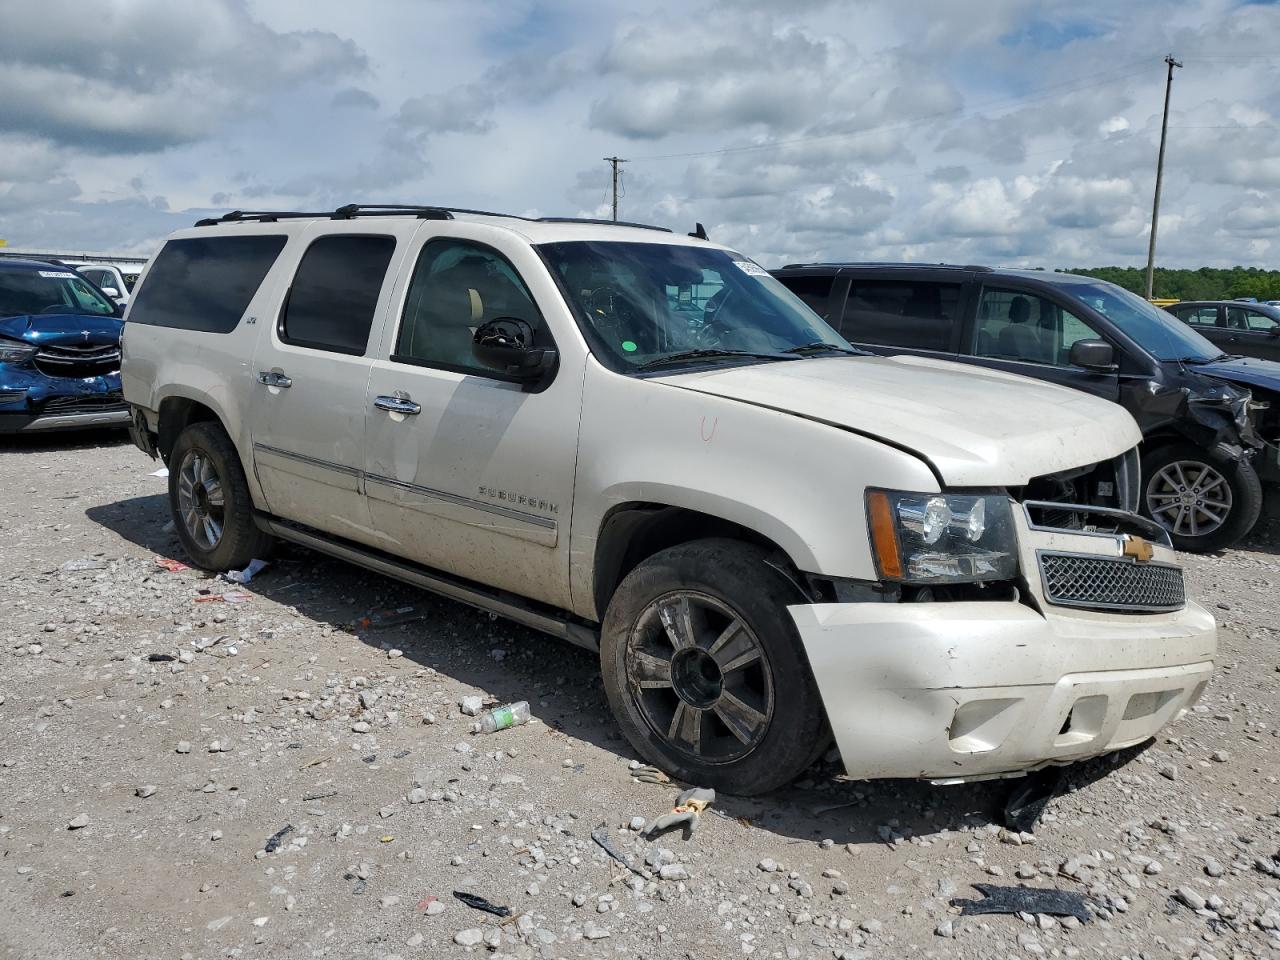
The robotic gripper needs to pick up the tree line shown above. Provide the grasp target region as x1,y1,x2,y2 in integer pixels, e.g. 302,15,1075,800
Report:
1058,266,1280,302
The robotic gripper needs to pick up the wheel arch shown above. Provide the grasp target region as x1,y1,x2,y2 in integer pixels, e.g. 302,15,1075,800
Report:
156,389,228,462
591,502,812,621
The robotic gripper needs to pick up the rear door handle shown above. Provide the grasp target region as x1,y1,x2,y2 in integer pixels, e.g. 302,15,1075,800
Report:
374,394,421,416
257,371,292,388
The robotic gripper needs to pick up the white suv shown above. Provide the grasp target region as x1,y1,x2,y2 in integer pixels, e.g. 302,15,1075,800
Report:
121,204,1215,794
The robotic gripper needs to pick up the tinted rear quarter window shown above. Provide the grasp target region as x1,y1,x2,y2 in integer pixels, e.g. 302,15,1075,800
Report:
280,235,395,355
843,278,960,351
128,235,287,332
776,274,835,318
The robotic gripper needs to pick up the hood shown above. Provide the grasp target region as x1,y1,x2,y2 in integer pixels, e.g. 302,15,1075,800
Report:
0,312,123,349
661,354,1142,486
1195,355,1280,396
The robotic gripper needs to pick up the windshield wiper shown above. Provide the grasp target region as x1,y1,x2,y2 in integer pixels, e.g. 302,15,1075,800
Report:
781,341,862,357
1180,353,1233,364
636,348,796,371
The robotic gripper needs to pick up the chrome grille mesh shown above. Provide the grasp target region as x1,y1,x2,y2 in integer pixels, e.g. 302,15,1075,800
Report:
1039,552,1184,612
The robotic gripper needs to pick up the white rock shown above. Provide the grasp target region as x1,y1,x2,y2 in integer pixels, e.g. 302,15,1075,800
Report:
453,928,483,947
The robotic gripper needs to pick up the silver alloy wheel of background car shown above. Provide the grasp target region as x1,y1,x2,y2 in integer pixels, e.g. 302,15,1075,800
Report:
1145,458,1233,540
625,590,775,764
176,450,226,551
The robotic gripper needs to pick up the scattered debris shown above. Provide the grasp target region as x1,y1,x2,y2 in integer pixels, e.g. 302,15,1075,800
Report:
147,653,175,662
643,786,716,838
952,884,1093,923
226,558,268,584
301,790,338,802
452,891,511,918
149,467,169,478
1003,769,1065,834
153,556,190,573
472,700,530,734
631,764,672,785
263,824,294,853
193,591,252,604
357,605,426,629
591,823,652,880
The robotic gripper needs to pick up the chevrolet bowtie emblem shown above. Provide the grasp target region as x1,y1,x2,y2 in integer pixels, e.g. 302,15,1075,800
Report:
1122,535,1154,563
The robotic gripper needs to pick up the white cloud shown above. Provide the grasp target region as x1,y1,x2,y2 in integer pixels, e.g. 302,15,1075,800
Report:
0,0,1278,272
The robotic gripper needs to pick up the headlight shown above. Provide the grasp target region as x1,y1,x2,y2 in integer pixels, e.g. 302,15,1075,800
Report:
0,338,36,364
866,489,1018,584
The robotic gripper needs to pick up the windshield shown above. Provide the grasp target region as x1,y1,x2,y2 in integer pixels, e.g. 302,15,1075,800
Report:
1070,280,1222,362
0,268,118,319
538,241,849,370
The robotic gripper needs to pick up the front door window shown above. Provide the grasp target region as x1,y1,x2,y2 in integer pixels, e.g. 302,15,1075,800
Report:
971,288,1103,367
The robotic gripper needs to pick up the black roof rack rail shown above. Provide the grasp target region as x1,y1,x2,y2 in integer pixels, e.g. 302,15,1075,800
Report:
534,216,671,233
192,205,676,232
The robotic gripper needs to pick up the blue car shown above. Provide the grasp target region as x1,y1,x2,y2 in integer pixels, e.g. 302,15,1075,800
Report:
0,257,127,433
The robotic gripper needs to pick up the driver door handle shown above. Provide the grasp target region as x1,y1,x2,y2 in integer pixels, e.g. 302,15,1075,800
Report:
374,394,421,416
257,370,292,388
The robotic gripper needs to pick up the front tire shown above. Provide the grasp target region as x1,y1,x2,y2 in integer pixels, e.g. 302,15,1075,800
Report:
600,538,829,795
1141,442,1262,552
168,421,271,570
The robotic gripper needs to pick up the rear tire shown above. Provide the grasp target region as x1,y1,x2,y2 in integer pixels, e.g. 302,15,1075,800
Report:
1140,442,1262,552
168,421,272,570
600,538,829,795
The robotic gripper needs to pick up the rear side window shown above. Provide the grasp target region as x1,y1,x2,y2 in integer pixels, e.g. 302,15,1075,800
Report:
280,235,395,355
842,279,960,351
128,235,287,332
776,274,835,319
1175,305,1220,327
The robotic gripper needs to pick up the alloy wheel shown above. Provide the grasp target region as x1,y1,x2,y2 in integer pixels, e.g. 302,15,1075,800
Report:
1145,459,1232,540
176,449,226,550
625,590,774,764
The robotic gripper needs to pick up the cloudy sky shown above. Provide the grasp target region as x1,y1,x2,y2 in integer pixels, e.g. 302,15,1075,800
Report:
1,0,1278,269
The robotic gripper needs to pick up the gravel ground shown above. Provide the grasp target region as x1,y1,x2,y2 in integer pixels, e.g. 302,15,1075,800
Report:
1,431,1279,960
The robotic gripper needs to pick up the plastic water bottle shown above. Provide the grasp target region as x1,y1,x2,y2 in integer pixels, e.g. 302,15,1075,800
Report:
473,701,531,734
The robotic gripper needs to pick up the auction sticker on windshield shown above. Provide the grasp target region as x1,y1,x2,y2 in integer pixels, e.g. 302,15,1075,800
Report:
733,260,770,277
38,271,78,278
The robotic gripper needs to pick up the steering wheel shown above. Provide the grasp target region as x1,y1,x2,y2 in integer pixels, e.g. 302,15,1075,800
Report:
698,288,733,347
40,304,75,314
587,286,652,352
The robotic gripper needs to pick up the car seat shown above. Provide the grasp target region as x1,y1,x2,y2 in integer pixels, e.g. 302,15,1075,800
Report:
997,296,1042,360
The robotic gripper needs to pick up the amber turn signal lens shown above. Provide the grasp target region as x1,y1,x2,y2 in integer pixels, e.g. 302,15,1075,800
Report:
867,490,903,579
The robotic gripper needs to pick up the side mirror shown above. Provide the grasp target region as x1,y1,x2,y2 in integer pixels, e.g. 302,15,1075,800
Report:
1069,338,1115,371
472,318,556,382
102,286,120,299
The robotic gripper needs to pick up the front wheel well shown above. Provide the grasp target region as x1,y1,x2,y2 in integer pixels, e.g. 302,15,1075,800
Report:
157,397,220,462
592,504,807,620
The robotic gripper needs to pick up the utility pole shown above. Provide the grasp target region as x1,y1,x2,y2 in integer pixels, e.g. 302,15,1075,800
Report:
604,156,627,221
1144,54,1182,300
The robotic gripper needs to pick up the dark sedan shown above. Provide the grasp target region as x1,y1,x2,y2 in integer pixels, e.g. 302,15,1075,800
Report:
1164,300,1280,362
0,258,127,433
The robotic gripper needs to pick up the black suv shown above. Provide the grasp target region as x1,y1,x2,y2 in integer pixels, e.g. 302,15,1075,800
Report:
773,263,1280,552
1164,300,1280,363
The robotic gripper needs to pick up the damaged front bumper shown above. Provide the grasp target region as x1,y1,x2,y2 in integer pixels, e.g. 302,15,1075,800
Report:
790,599,1214,781
790,502,1216,782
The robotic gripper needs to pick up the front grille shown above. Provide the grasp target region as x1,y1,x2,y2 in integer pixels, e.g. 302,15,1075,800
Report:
0,389,26,405
1039,551,1185,612
33,343,121,378
40,393,126,415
